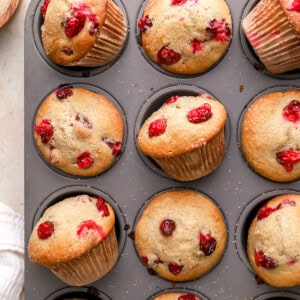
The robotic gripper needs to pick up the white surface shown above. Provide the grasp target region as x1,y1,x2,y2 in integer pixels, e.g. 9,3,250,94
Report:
0,0,28,215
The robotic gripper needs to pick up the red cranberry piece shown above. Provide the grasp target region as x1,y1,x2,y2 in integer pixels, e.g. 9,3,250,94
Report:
282,100,300,123
164,95,180,105
55,86,73,100
206,19,231,42
102,138,122,156
138,15,153,32
77,220,105,239
62,46,73,56
199,232,217,256
35,119,54,144
75,113,92,129
168,262,183,275
65,15,86,38
141,256,148,265
178,294,199,300
76,151,94,169
171,0,188,5
289,0,300,12
276,148,300,172
288,258,297,265
96,197,110,216
255,275,265,285
282,198,296,206
191,39,203,53
255,249,277,269
37,221,54,239
148,118,167,138
187,103,213,123
159,219,176,236
157,47,181,65
41,0,51,18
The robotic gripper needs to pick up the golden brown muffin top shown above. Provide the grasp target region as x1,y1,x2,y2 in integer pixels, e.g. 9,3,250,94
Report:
154,292,200,300
28,194,116,265
137,94,227,158
247,194,300,287
279,0,300,36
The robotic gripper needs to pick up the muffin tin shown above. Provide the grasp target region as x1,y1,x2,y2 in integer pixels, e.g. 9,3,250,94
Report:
25,0,300,299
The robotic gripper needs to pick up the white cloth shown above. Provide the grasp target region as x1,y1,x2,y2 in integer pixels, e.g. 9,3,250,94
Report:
0,202,24,300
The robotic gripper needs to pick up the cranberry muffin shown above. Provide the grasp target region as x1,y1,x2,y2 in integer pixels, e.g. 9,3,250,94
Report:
242,0,300,74
138,0,232,75
40,0,127,66
34,86,124,177
241,90,300,182
153,292,200,300
137,93,227,181
28,194,118,286
134,189,227,282
247,194,300,287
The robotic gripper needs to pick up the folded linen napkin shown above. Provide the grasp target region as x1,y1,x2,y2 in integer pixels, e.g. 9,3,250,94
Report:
0,202,24,300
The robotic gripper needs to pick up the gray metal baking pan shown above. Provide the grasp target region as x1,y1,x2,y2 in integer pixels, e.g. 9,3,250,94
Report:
25,0,300,298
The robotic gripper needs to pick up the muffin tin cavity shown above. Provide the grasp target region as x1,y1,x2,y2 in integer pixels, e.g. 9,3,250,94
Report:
240,0,300,80
148,288,209,300
32,83,127,179
32,185,127,255
135,0,232,78
254,291,300,300
235,189,300,274
45,286,111,300
32,0,129,77
134,84,231,180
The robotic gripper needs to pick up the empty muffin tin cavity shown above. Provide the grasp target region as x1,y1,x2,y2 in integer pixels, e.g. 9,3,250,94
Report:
234,189,300,274
148,288,209,300
134,84,231,180
135,0,232,78
253,291,300,300
32,185,127,255
32,0,129,77
32,82,127,179
45,286,111,300
240,0,300,80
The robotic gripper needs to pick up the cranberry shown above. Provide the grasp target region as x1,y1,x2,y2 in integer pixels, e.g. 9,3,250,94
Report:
77,220,105,239
35,119,54,144
289,0,300,12
157,47,181,65
191,39,203,53
75,113,92,129
76,151,94,169
62,46,73,56
276,148,300,172
168,262,183,275
141,256,148,265
159,219,176,236
138,15,152,32
148,118,167,138
255,275,265,285
255,249,277,269
41,0,51,18
37,221,54,239
102,138,122,156
199,232,217,256
178,294,199,300
171,0,188,5
206,19,231,42
288,258,297,265
187,103,213,123
282,100,300,123
164,95,180,105
96,197,110,216
55,86,73,100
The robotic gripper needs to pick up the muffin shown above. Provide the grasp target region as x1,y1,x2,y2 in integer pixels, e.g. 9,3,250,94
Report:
241,89,300,182
34,86,124,177
0,0,19,27
40,0,127,67
138,0,232,75
28,194,118,286
137,93,227,181
247,194,300,287
134,189,227,282
153,292,200,300
242,0,300,74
